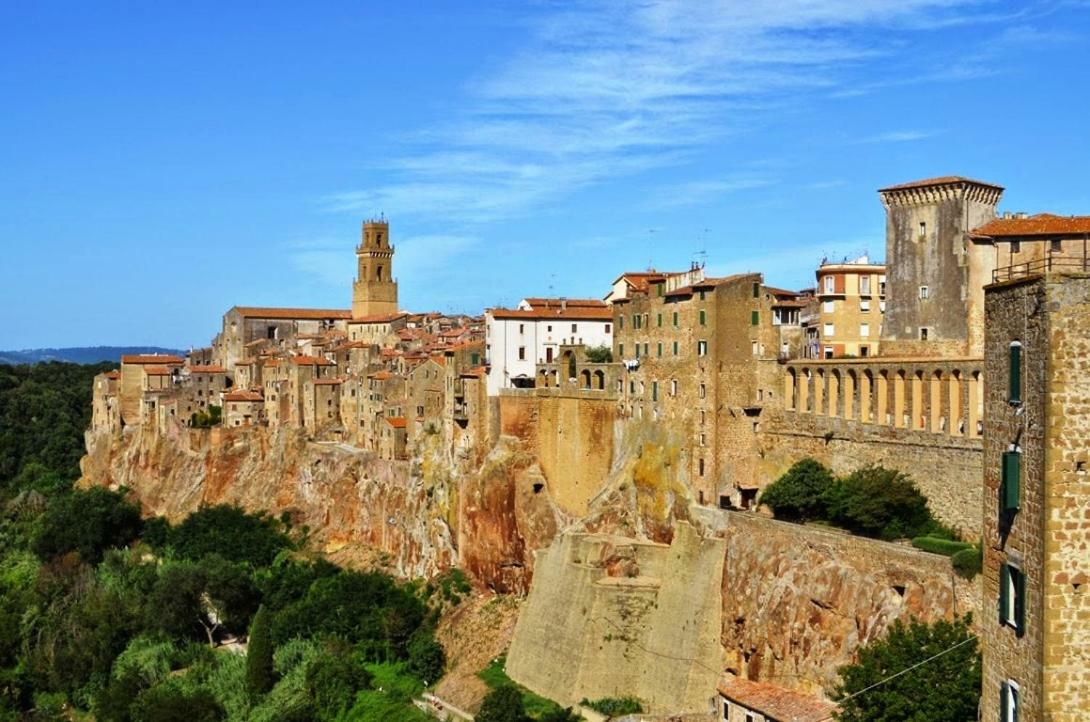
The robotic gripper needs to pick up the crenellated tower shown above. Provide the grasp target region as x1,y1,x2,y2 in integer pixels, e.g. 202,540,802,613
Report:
351,219,398,319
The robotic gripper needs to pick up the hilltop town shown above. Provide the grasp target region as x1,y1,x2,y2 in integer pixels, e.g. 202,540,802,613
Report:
84,176,1090,721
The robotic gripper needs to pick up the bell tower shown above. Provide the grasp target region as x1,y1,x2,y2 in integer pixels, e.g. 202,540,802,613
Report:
352,218,399,319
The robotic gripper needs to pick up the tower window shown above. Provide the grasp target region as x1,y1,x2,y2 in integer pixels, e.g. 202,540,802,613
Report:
1008,341,1022,404
918,221,927,239
1002,448,1021,512
999,562,1025,636
919,328,929,341
376,265,383,280
919,285,929,299
1000,680,1019,722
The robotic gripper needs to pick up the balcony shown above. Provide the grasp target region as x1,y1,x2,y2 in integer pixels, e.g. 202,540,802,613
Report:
992,254,1090,283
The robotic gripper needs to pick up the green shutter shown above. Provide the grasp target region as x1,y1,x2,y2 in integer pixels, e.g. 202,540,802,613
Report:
1012,684,1019,722
471,352,479,365
657,313,662,327
673,311,678,327
652,381,658,401
1000,682,1009,721
999,563,1010,625
699,310,706,326
753,281,760,298
1014,566,1025,637
673,341,678,356
657,343,662,357
1002,451,1021,511
751,310,759,326
619,343,624,357
1009,343,1022,404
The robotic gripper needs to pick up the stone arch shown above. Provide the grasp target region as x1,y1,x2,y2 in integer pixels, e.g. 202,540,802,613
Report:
593,369,605,390
580,369,592,389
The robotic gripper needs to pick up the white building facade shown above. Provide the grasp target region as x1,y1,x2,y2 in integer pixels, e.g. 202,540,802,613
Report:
485,298,613,395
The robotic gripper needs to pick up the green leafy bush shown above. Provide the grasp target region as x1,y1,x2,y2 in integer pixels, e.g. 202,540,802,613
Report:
247,606,276,697
167,505,290,567
131,681,223,722
581,696,644,715
951,546,983,580
584,346,613,363
834,616,979,722
406,630,445,684
759,458,834,522
821,466,937,541
477,686,527,722
911,537,972,556
32,487,143,563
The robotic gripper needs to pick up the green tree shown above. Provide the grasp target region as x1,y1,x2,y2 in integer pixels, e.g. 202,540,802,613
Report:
247,606,275,697
32,487,143,563
476,686,528,722
168,505,289,567
131,682,223,722
833,616,980,722
822,466,936,540
304,643,372,720
759,458,834,522
406,630,445,684
584,346,613,363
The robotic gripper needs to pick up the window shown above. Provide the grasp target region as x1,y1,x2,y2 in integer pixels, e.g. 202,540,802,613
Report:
1002,448,1021,512
999,562,1025,636
673,341,679,356
699,383,706,399
673,311,679,327
860,323,870,338
919,286,929,299
824,276,834,293
823,323,835,337
699,310,706,326
860,298,871,312
1051,238,1062,253
643,342,649,356
823,300,834,313
545,347,554,363
635,344,641,358
657,283,664,296
605,323,611,333
1009,342,1022,404
751,340,758,356
657,342,663,357
518,346,526,360
619,343,624,357
879,277,887,295
752,281,760,298
880,300,887,312
670,379,678,396
571,323,577,333
519,323,525,334
698,458,705,476
860,276,871,295
920,327,930,341
1000,680,1020,722
697,340,708,356
652,381,658,401
918,220,927,238
824,346,834,359
751,310,759,326
1011,240,1021,254
619,316,625,330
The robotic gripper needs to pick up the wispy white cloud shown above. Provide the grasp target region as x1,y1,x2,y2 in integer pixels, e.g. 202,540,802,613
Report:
325,0,1009,225
856,129,943,144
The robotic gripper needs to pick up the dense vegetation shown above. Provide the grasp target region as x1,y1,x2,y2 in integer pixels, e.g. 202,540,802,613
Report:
833,616,980,722
477,657,579,721
759,459,956,541
0,362,446,720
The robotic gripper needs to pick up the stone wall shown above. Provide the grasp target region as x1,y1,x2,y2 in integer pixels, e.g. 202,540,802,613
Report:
498,390,615,517
505,523,725,714
758,408,983,536
721,512,980,697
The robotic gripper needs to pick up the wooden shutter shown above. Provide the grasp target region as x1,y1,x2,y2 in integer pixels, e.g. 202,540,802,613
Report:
1009,343,1022,404
1000,682,1009,721
751,310,759,326
1002,452,1021,511
1000,563,1010,625
1014,567,1026,637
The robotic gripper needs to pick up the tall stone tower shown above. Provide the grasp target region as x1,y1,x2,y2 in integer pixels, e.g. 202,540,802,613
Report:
352,219,398,319
878,176,1003,357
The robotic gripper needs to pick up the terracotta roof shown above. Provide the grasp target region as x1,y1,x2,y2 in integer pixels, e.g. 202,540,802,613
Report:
461,365,486,378
973,213,1090,238
384,416,407,428
224,389,263,402
122,354,184,365
489,306,613,321
368,371,393,380
187,365,226,374
235,357,259,366
331,341,368,351
439,327,469,338
104,370,120,380
232,306,352,320
878,175,1004,192
718,676,836,721
144,365,174,376
289,355,334,366
522,297,608,309
262,358,281,367
610,272,668,291
349,312,407,324
313,378,343,386
380,348,402,357
763,285,803,297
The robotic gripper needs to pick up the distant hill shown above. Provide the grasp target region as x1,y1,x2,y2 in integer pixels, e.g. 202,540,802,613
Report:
0,346,186,365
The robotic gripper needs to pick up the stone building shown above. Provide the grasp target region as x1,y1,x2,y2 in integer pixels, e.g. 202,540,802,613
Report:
716,675,835,722
485,298,613,395
213,306,351,370
223,389,264,427
352,219,398,319
981,271,1090,722
92,370,120,431
806,255,886,359
878,176,1003,358
612,272,784,506
118,354,184,425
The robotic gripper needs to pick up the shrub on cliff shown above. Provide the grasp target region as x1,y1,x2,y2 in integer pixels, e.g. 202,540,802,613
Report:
406,630,445,684
759,458,834,522
167,505,290,567
833,615,979,722
32,487,143,563
476,686,528,722
821,466,937,540
582,696,644,715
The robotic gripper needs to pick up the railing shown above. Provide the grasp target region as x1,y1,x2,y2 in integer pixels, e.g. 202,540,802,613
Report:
993,255,1090,283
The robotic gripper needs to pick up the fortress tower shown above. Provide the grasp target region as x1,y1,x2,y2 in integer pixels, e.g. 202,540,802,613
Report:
878,176,1003,357
352,219,398,319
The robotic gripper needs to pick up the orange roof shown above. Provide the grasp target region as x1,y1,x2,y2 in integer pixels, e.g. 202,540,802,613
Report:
384,416,407,428
522,297,607,309
349,312,407,324
232,306,352,320
144,365,174,376
973,213,1090,237
224,389,263,402
289,355,334,366
717,676,835,721
380,348,402,357
489,306,613,321
610,272,669,292
104,370,120,380
235,357,259,366
368,371,393,380
122,354,184,365
313,378,343,386
187,365,226,374
878,175,1003,192
461,365,486,378
439,327,469,338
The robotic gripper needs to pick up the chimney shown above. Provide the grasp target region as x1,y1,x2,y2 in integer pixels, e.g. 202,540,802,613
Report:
561,299,567,311
1015,211,1029,219
1003,211,1013,220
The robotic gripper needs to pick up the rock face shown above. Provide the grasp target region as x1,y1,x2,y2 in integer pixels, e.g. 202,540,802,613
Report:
79,422,562,587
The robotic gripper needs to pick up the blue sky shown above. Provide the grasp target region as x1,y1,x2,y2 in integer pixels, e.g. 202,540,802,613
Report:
2,1,1088,349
